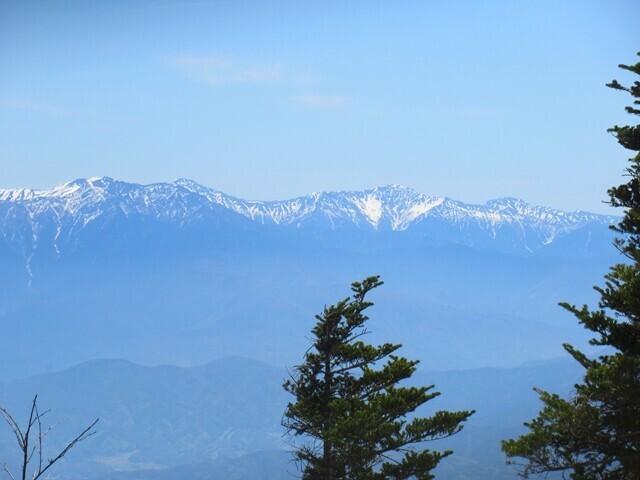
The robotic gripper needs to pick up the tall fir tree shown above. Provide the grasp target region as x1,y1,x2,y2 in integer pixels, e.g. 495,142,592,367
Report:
502,53,640,479
283,276,474,480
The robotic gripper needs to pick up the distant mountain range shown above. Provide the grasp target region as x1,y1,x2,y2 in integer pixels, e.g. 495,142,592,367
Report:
0,177,620,381
0,177,616,271
0,177,612,231
0,178,622,479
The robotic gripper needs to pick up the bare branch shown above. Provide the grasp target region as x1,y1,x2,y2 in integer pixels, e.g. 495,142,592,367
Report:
34,418,99,480
22,396,38,480
0,396,98,480
0,408,25,451
0,461,16,480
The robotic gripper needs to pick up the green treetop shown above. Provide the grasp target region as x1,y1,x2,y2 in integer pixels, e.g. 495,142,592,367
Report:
283,276,474,480
502,53,640,480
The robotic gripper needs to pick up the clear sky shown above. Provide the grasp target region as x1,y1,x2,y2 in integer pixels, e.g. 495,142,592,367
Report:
0,0,638,213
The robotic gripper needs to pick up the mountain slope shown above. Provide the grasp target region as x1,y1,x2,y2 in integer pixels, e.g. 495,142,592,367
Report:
0,178,615,266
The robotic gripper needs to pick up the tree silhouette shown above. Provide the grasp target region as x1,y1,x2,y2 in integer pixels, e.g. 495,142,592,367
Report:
0,395,98,480
283,276,474,480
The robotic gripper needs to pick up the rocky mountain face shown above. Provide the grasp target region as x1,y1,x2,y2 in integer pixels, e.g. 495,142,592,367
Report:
0,177,615,274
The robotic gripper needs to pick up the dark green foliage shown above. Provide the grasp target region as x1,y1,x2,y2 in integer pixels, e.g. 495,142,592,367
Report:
283,276,474,480
502,53,640,479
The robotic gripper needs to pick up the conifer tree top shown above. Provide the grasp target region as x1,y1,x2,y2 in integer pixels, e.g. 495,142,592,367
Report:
283,276,474,480
502,52,640,480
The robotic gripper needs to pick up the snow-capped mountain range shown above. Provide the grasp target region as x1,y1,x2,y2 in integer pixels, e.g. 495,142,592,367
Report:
0,176,617,262
0,176,613,229
0,177,621,390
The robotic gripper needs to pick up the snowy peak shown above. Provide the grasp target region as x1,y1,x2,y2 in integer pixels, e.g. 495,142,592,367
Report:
369,184,445,229
0,178,616,250
243,185,446,230
482,196,608,226
326,185,444,230
0,187,38,202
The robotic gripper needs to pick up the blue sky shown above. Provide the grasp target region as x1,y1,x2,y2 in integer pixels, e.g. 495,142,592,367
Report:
0,0,637,213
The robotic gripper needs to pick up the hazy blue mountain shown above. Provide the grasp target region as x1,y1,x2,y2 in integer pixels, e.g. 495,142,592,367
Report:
0,178,619,381
101,450,294,480
0,357,288,479
0,357,582,480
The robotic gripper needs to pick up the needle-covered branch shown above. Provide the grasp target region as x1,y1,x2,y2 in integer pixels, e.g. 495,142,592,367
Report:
502,52,640,480
283,276,474,480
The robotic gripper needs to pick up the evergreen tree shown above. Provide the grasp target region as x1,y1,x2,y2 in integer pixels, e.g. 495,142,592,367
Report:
283,276,474,480
501,53,640,479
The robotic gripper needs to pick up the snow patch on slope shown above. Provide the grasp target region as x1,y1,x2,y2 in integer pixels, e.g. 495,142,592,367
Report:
355,195,383,227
